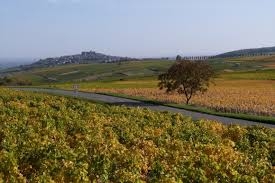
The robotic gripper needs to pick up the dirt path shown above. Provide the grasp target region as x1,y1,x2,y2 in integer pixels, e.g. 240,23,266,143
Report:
14,88,275,128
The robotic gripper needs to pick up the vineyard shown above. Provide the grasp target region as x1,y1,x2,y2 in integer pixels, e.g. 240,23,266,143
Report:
0,88,274,182
79,80,275,117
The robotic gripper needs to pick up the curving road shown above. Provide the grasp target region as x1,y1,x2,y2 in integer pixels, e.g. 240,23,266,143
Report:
14,88,275,128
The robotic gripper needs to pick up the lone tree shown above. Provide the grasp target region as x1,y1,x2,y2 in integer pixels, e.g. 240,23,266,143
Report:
158,60,214,104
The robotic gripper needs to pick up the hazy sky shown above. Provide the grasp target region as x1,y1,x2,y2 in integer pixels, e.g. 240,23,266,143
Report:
1,0,275,59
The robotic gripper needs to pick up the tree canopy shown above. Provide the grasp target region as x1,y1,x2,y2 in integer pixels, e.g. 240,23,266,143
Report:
158,60,214,104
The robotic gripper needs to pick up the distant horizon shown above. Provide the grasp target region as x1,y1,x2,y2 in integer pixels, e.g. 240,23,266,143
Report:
0,48,223,60
1,0,275,60
1,44,275,62
0,45,275,63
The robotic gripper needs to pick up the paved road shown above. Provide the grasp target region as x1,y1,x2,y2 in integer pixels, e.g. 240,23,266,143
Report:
15,88,275,128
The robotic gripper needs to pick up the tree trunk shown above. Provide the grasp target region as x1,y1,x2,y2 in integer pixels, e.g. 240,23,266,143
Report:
186,97,190,105
185,94,192,105
183,87,192,105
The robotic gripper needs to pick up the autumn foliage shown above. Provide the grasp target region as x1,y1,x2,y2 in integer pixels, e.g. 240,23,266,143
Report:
0,89,274,182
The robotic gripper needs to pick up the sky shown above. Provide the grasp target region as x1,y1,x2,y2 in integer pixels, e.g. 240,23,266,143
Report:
0,0,275,60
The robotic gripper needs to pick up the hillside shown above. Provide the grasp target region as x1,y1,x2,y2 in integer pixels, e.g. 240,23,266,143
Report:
2,50,275,86
3,55,275,85
6,60,173,84
15,51,136,70
216,46,275,58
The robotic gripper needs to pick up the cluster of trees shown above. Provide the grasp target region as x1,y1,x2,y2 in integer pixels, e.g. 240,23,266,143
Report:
159,58,215,104
0,76,32,86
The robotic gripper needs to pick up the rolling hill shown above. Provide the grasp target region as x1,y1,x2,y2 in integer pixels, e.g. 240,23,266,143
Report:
26,50,136,68
2,46,275,86
216,46,275,58
8,60,174,84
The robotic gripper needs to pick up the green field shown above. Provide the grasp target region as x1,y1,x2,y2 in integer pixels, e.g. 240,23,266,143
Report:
209,55,275,71
220,69,275,80
10,60,173,84
35,56,275,89
0,89,274,182
4,56,275,86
